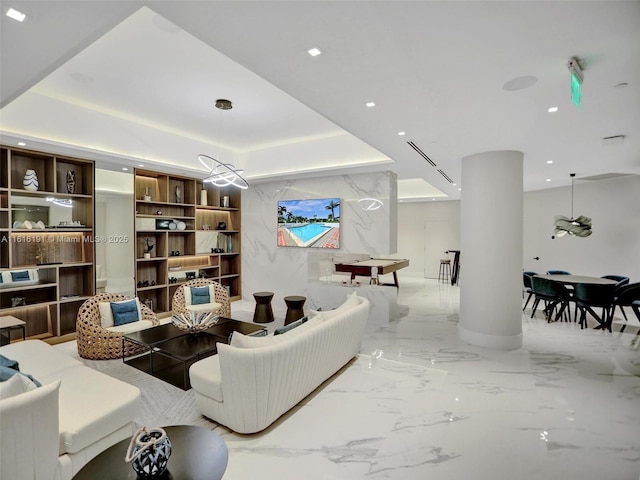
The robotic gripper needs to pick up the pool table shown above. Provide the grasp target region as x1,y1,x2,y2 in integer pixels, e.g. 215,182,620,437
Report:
334,258,410,287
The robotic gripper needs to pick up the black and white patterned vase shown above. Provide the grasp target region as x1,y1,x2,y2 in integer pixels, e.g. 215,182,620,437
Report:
125,427,172,478
23,169,39,191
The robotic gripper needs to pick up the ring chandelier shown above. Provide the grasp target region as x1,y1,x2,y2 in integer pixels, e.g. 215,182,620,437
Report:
198,154,249,190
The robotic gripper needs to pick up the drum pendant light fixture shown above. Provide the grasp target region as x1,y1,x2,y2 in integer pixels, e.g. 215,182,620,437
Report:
553,173,592,238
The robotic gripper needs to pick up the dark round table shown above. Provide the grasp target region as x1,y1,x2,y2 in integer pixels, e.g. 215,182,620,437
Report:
284,295,306,325
253,291,275,323
72,425,228,480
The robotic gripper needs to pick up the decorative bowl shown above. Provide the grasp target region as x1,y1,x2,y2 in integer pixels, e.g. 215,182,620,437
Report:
171,312,220,332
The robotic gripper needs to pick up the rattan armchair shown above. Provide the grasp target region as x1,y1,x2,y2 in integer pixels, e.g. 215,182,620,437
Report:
76,293,158,360
172,279,231,318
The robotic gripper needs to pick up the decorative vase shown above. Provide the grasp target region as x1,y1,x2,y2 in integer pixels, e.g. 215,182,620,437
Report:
222,196,230,208
125,427,172,479
23,169,39,191
200,189,208,206
66,170,76,194
144,186,152,201
227,235,233,253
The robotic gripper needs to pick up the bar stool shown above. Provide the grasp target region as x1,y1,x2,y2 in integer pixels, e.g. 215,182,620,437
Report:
252,292,274,323
284,295,306,325
438,259,451,283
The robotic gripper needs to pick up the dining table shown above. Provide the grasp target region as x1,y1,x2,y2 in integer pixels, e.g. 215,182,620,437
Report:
535,274,618,330
534,274,618,286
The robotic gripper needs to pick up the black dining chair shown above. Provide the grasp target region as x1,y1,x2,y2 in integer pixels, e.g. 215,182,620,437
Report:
601,275,630,288
611,282,640,332
573,283,617,331
522,271,537,311
546,270,571,275
530,276,572,322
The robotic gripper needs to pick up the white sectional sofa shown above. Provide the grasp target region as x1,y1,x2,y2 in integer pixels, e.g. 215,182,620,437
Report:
0,340,140,480
189,293,370,434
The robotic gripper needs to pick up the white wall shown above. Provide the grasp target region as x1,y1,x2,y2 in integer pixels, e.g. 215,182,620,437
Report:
394,201,460,278
242,171,397,303
399,175,640,281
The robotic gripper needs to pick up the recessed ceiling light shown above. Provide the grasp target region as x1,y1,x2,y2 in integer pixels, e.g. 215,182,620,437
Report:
307,47,322,57
17,141,26,146
138,164,144,167
122,167,129,171
547,160,553,164
397,131,406,136
502,75,538,91
547,106,558,113
546,178,551,182
6,7,26,22
365,101,376,108
452,183,457,186
458,188,462,191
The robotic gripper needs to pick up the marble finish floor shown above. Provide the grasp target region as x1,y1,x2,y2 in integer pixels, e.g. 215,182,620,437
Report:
221,274,640,480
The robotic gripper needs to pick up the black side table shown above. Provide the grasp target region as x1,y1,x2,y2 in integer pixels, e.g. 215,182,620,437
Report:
72,425,228,479
253,291,275,323
284,295,306,325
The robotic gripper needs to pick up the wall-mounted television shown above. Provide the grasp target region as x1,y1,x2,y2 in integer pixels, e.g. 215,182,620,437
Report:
277,198,340,248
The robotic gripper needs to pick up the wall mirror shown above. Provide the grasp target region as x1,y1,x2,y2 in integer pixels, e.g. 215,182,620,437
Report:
95,169,135,295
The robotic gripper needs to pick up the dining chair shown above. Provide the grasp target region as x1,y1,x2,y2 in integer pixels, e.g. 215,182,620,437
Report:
601,275,630,288
545,270,571,275
522,271,537,311
530,276,572,322
573,283,617,331
611,282,640,332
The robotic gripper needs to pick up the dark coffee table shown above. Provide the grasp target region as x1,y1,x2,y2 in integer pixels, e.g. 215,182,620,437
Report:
123,318,265,390
72,425,228,480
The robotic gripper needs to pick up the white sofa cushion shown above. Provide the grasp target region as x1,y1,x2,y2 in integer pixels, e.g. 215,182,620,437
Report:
0,372,39,399
107,319,155,334
186,302,222,314
230,317,319,349
99,298,143,328
37,365,140,455
0,380,61,480
310,290,361,321
0,340,81,378
189,355,223,402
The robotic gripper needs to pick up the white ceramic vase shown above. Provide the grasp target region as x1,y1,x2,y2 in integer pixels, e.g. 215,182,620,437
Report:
23,169,39,191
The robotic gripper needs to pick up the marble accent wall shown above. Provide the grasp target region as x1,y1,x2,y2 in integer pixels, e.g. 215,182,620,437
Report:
242,171,397,302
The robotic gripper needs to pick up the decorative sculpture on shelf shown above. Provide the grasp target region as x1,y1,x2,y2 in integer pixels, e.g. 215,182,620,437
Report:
66,170,76,194
141,237,155,259
175,185,182,203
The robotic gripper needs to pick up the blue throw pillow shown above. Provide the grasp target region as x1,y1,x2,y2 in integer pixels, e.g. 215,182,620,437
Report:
11,271,30,281
274,316,308,335
0,354,19,370
0,366,42,387
190,286,210,305
110,299,139,326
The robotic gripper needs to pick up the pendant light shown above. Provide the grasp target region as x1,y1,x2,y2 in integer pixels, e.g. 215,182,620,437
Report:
198,99,249,190
553,173,592,238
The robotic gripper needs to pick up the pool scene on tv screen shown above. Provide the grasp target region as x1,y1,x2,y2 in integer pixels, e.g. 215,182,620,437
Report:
277,198,340,248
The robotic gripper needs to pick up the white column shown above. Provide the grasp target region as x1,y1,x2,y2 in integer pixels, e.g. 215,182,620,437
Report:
458,150,523,350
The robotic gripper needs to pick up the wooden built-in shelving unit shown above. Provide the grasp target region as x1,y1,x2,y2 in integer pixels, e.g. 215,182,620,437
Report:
0,146,95,340
134,169,241,315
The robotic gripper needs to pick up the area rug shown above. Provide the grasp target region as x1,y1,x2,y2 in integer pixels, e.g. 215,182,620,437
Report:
53,341,218,430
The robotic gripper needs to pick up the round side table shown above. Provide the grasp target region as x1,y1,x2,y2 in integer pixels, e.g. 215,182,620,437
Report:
253,291,275,323
284,295,306,325
72,425,228,479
